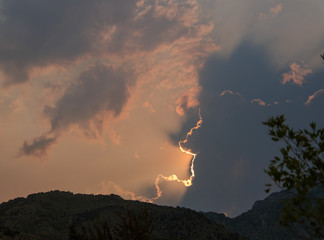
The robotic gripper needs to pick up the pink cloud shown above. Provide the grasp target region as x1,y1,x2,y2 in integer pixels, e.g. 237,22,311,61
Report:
259,3,282,21
219,90,243,98
305,89,324,105
270,4,282,17
281,63,312,86
251,99,266,106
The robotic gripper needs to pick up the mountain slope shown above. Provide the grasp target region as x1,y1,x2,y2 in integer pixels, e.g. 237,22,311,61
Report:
0,191,246,240
204,188,324,240
204,191,294,240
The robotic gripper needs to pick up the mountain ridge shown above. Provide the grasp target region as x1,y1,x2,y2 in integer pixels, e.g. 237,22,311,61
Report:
204,187,324,240
0,190,246,240
203,191,294,240
2,189,321,240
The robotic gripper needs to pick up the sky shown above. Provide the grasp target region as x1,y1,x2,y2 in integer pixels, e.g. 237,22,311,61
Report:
0,0,323,217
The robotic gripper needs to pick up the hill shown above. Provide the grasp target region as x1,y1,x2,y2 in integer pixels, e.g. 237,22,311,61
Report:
204,187,324,240
0,191,246,240
204,191,294,240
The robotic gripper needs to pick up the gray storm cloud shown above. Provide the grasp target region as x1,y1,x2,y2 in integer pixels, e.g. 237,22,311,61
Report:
0,0,137,85
21,64,133,157
179,42,324,216
0,0,203,85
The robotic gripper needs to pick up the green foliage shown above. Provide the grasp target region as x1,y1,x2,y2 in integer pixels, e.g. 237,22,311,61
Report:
69,208,153,240
263,115,324,239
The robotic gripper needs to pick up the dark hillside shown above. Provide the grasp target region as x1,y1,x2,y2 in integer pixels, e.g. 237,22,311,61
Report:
0,191,246,240
204,188,324,240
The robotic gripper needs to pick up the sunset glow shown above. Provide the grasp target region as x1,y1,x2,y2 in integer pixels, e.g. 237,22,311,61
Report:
153,111,202,199
0,0,323,216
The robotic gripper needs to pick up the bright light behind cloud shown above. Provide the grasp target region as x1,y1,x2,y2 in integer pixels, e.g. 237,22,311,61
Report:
0,0,215,205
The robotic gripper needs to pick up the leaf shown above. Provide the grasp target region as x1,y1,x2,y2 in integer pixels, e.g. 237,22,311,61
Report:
264,115,324,239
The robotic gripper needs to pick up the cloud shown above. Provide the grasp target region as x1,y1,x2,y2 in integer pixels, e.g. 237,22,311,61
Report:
259,3,282,20
176,87,200,116
46,64,132,131
251,98,266,106
19,134,57,157
2,0,323,216
2,0,217,159
179,42,324,216
305,89,324,105
198,42,281,102
97,181,152,202
281,63,312,86
0,0,135,85
9,98,25,113
20,64,133,157
0,0,209,86
200,0,324,69
251,1,324,69
270,3,282,16
143,101,156,113
219,90,243,98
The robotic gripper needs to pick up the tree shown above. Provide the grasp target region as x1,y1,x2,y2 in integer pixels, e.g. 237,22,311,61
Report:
114,208,153,240
69,208,153,240
69,220,114,240
263,115,324,239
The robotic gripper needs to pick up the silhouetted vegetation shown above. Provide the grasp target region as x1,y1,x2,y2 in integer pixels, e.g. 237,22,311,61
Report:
263,115,324,239
0,223,20,237
0,191,246,240
69,208,153,240
69,219,114,240
115,208,153,240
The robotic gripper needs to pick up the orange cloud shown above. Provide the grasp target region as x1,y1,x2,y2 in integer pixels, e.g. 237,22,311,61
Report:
20,64,134,157
143,101,156,113
176,87,201,116
0,0,217,208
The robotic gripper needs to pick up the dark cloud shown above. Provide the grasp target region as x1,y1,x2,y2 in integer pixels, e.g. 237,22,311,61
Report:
21,63,133,157
19,134,57,157
0,0,200,85
45,64,132,131
0,0,135,85
178,43,324,216
110,6,193,53
199,43,319,103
